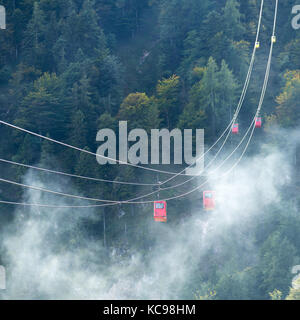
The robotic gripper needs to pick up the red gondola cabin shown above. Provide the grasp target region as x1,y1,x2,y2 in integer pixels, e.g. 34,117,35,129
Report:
203,191,215,211
154,201,167,222
255,117,262,128
232,123,239,134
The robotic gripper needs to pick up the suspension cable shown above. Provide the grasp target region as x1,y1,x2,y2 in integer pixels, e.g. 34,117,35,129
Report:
0,0,277,208
0,0,265,189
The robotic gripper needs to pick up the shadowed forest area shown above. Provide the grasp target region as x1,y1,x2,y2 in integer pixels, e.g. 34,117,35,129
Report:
0,0,300,300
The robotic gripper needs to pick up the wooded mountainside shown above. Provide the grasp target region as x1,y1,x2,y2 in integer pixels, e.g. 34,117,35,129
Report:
1,0,300,300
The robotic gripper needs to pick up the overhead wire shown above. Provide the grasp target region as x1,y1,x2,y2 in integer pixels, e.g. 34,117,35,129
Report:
0,0,265,190
0,0,278,208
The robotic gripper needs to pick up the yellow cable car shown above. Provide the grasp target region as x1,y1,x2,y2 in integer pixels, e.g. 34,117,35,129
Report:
271,35,276,43
255,41,260,49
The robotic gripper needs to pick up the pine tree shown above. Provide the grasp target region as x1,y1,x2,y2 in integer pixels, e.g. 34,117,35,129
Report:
201,57,218,139
22,2,47,69
156,75,181,129
223,0,245,40
275,70,300,128
17,73,70,139
259,232,298,297
216,60,238,130
118,92,159,131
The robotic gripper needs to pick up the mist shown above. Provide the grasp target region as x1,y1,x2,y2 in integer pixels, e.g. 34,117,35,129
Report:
0,128,296,300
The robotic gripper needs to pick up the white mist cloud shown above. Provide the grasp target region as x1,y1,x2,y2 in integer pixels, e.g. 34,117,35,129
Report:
0,129,296,300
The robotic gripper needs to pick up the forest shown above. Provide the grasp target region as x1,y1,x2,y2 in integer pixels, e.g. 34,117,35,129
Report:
0,0,300,300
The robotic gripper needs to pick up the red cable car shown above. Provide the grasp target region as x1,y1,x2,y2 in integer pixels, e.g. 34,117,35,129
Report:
232,123,239,134
154,201,167,222
255,116,262,128
203,191,215,211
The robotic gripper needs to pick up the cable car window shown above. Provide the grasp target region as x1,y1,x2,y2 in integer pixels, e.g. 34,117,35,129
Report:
205,193,212,199
155,203,164,209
